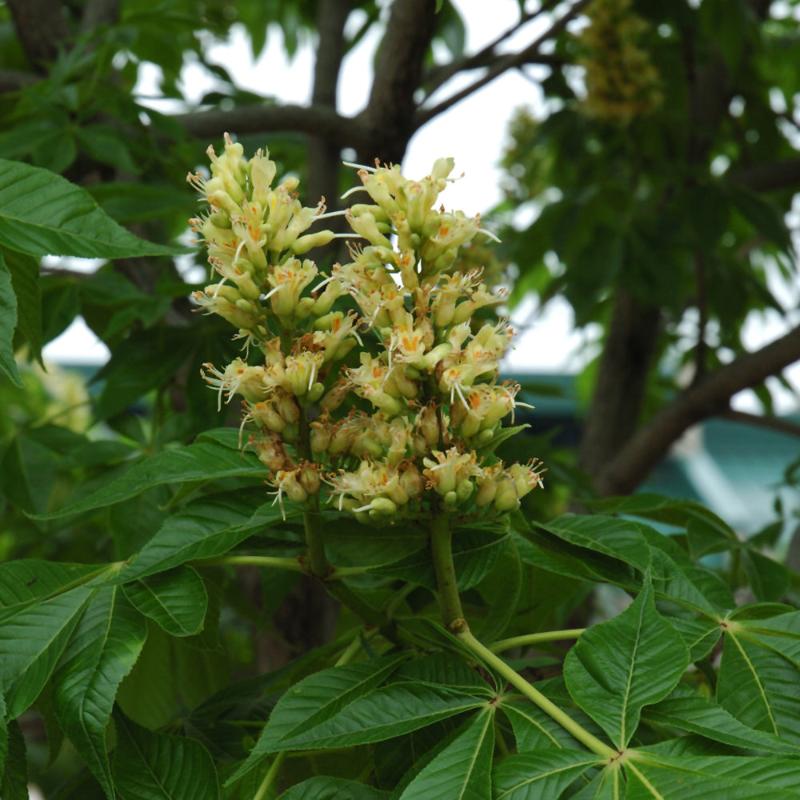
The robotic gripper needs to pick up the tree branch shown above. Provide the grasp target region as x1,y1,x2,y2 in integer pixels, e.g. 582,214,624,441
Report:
728,158,800,193
358,0,438,162
422,1,560,95
414,0,589,129
173,103,371,150
6,0,71,71
579,291,662,477
307,0,352,209
81,0,120,33
599,323,800,495
0,69,38,93
722,410,800,439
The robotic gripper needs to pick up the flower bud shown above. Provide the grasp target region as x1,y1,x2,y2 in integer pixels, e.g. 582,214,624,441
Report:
370,497,397,516
494,479,519,512
456,478,474,503
299,463,321,495
475,476,497,507
292,229,336,255
310,419,331,454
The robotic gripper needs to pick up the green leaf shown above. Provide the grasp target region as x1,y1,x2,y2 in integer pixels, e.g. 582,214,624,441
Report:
625,752,800,799
0,585,94,717
501,697,577,752
120,493,287,581
88,182,193,225
38,435,269,520
563,581,689,747
268,683,485,752
232,656,406,782
374,529,510,589
536,515,651,571
122,566,208,636
717,623,800,744
395,653,491,693
53,586,147,798
0,251,21,386
278,777,389,799
4,249,41,364
0,720,27,800
741,550,789,602
0,158,183,258
123,566,207,637
398,709,494,799
643,691,798,755
117,623,228,730
476,537,522,640
0,559,102,613
112,717,221,799
91,328,190,420
493,749,601,800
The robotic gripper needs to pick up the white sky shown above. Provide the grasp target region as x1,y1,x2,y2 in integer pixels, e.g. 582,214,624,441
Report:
43,0,799,411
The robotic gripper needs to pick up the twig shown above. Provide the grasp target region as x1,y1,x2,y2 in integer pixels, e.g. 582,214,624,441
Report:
415,0,590,128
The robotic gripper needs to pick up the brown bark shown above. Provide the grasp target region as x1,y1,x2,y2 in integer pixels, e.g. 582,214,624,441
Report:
6,0,70,70
579,291,662,480
357,0,438,163
307,0,352,211
599,323,800,495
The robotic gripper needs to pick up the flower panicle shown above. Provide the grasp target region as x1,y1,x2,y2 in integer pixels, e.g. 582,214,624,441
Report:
193,136,542,524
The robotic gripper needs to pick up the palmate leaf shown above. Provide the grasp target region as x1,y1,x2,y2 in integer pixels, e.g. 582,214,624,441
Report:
278,777,390,799
0,251,20,385
0,720,27,800
112,717,221,800
563,581,689,748
624,752,800,799
120,493,288,582
122,566,207,637
394,652,492,693
53,586,147,799
643,691,798,755
528,515,732,622
38,435,270,520
717,619,800,744
5,249,41,364
116,624,228,731
0,559,103,613
500,697,577,752
398,708,495,799
231,655,406,782
0,158,183,259
270,682,485,752
0,585,94,717
493,749,602,800
373,529,510,589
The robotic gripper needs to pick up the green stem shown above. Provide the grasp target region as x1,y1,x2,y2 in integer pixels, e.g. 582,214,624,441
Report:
457,627,615,758
331,564,375,578
430,515,463,628
253,752,285,800
197,555,304,572
490,628,585,654
335,628,378,667
304,506,330,577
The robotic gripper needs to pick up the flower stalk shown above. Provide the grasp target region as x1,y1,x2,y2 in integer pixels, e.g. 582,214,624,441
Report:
457,626,615,759
490,628,585,653
430,515,464,628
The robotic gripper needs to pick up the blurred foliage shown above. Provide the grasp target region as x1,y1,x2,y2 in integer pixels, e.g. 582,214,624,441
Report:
497,0,800,413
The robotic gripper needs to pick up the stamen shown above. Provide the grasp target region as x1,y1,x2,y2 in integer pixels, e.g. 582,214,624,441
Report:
340,185,369,200
478,227,501,243
342,160,377,173
314,209,348,221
